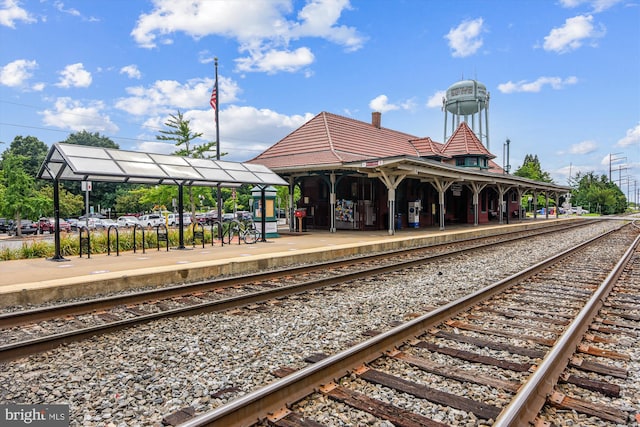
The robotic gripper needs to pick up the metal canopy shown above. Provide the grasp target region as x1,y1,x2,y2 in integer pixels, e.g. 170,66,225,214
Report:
38,143,288,187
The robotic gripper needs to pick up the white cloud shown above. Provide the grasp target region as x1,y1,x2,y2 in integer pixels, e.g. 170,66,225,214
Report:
236,47,314,73
369,95,398,113
53,0,99,22
130,0,364,74
426,90,446,109
0,0,36,28
54,1,79,17
120,64,142,79
291,0,363,52
115,76,241,116
41,97,119,133
135,105,314,161
56,63,92,88
368,95,416,114
0,58,37,87
616,123,640,148
559,0,622,13
444,18,484,58
569,140,597,154
498,76,578,93
542,15,605,53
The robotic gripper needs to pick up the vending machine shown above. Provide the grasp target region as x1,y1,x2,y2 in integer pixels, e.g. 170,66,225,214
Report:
408,201,421,228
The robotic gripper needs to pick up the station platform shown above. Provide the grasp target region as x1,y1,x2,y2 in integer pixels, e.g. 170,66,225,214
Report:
0,219,570,308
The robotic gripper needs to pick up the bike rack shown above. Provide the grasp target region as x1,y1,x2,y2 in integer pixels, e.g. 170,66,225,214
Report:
211,220,223,247
192,222,205,248
132,223,146,254
79,226,90,258
156,223,169,251
107,225,119,256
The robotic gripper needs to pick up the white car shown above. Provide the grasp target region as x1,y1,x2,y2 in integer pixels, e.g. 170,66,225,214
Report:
95,218,119,229
139,214,165,228
167,213,193,226
117,216,140,227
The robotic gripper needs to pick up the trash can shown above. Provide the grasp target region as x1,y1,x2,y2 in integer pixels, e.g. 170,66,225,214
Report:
396,213,402,230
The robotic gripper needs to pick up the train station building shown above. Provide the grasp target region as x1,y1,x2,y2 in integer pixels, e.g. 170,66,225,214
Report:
250,109,571,234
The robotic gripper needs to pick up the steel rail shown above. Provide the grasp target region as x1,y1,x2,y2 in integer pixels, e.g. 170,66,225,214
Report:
179,227,620,427
0,221,588,328
1,223,596,361
493,232,640,426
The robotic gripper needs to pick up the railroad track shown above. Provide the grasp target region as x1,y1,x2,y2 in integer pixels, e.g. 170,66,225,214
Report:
0,221,596,362
174,224,639,426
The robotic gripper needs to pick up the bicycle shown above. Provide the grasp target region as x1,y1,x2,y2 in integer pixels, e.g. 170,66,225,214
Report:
224,219,261,244
241,220,261,244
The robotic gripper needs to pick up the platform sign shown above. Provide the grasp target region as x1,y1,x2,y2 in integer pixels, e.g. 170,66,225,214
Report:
81,181,92,191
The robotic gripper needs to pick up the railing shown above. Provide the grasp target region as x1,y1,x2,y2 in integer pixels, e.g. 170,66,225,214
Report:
155,223,169,251
192,222,205,248
107,225,119,256
210,220,222,246
132,223,145,254
79,226,90,258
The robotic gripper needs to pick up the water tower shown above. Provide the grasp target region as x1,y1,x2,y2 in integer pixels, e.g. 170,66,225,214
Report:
443,79,490,149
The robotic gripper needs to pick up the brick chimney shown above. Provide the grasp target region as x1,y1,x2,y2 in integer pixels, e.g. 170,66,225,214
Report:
372,111,381,129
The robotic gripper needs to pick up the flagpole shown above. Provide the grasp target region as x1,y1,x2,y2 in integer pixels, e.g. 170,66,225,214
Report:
214,57,220,161
214,58,223,235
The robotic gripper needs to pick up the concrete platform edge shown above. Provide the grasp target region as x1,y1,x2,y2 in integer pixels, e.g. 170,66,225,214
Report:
0,220,565,307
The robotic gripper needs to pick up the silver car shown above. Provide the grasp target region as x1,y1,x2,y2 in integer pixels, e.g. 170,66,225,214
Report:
117,216,140,227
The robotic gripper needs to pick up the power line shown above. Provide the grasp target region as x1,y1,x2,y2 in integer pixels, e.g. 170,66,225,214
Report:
0,98,281,148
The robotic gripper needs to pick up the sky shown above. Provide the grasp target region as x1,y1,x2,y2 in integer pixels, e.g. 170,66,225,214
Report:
1,0,639,198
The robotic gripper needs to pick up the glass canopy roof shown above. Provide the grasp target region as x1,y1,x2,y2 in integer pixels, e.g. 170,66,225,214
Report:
37,143,288,187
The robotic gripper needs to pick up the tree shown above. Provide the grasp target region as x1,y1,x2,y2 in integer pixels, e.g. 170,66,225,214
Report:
514,154,555,209
64,130,119,149
572,172,625,214
114,185,144,215
156,111,221,216
60,131,121,216
0,154,48,235
1,135,49,179
37,185,84,218
514,154,553,183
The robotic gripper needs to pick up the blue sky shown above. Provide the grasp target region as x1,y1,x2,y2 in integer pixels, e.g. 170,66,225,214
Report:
1,0,639,197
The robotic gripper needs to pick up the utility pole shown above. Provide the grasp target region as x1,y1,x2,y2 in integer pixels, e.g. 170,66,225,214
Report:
609,152,625,183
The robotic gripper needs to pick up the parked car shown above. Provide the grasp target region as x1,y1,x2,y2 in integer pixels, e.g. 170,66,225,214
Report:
167,213,192,226
76,218,99,229
7,219,39,236
222,213,235,222
38,217,71,233
0,218,8,233
66,218,79,231
236,211,252,221
139,214,165,228
117,216,140,227
95,218,119,229
198,211,219,224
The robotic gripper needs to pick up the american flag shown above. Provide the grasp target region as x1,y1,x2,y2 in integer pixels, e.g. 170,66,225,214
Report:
209,82,217,111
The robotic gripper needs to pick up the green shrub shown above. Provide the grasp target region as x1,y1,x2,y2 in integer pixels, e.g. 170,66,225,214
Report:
0,226,227,261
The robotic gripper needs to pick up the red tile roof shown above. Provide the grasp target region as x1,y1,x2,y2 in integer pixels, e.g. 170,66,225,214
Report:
488,159,505,173
251,112,423,168
409,137,448,159
251,111,496,170
440,122,495,159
